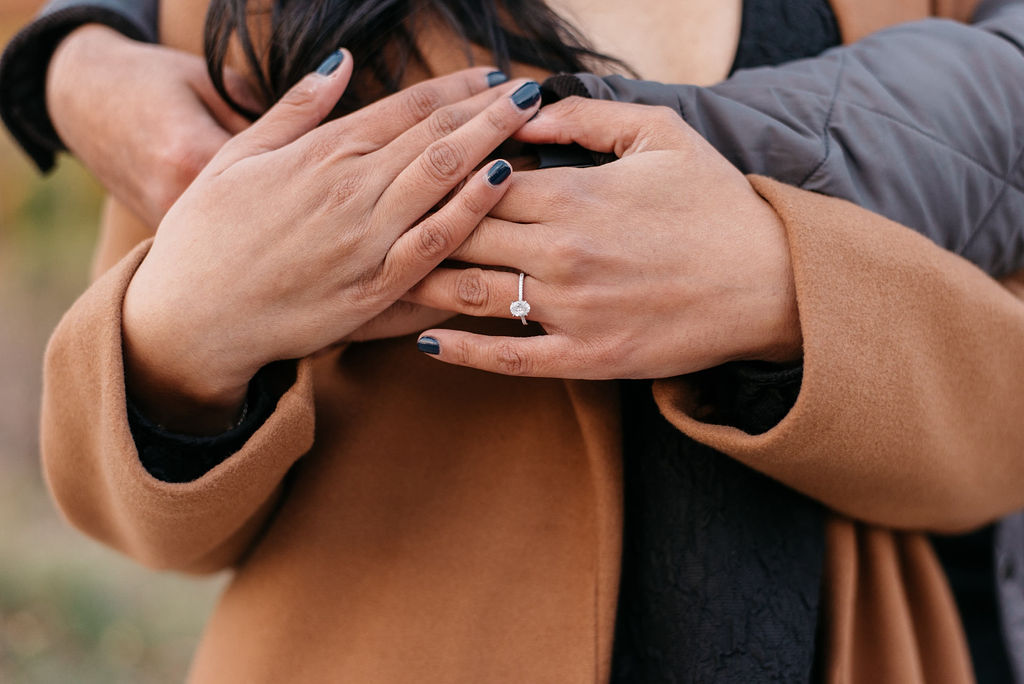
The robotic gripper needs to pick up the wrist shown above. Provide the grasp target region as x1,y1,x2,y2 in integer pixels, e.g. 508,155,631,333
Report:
122,274,259,435
745,202,803,364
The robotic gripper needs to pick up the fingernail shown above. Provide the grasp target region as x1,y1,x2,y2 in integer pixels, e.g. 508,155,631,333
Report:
417,337,441,355
487,70,508,87
486,160,512,186
315,50,345,76
510,81,541,110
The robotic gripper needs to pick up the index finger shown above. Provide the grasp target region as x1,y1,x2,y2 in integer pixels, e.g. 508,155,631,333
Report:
312,66,507,153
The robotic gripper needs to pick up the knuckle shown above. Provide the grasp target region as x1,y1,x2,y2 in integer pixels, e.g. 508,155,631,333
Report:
559,95,589,117
414,219,453,260
454,268,489,310
301,135,339,164
450,336,474,366
652,105,683,128
281,78,320,110
156,142,207,207
355,271,386,302
483,105,510,133
427,106,469,139
422,139,464,184
550,234,600,278
495,342,529,376
158,140,205,180
456,186,488,217
405,85,443,122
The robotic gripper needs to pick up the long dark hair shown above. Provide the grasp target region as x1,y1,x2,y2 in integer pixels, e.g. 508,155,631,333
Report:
204,0,623,118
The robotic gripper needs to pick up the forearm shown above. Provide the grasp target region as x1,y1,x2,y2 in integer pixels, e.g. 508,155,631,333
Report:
0,0,159,171
656,177,1024,533
41,242,315,571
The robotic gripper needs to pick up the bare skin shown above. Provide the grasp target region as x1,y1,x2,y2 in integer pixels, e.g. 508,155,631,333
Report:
121,62,544,433
50,0,798,434
48,0,742,246
408,97,800,379
547,0,742,84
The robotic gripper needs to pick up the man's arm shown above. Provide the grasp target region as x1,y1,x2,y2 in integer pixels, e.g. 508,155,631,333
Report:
1,1,255,228
0,0,158,172
556,0,1024,278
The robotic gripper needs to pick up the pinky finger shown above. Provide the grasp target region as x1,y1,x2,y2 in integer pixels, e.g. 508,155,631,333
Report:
381,159,514,291
414,330,585,378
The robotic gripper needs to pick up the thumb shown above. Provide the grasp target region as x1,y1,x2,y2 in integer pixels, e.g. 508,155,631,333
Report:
216,49,353,166
514,96,690,158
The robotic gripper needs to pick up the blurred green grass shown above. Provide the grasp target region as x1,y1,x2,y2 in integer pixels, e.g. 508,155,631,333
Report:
1,9,222,683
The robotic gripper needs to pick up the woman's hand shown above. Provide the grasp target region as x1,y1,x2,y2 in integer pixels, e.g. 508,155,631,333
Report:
406,97,802,379
122,52,542,432
47,25,259,227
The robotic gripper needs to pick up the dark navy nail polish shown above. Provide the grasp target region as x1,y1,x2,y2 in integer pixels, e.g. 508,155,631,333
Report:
417,337,441,355
316,50,345,76
486,70,508,87
510,81,541,110
486,160,512,186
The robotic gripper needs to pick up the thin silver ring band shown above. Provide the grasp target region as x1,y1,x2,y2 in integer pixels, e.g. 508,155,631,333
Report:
509,272,531,325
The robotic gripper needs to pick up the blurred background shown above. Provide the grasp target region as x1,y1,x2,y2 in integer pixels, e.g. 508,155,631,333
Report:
0,4,223,682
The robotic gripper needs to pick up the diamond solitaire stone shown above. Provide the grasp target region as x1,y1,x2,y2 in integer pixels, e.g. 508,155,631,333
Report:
510,300,531,318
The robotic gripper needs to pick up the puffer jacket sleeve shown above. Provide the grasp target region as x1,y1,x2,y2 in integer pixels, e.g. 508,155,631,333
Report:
40,240,316,572
572,0,1024,277
654,177,1024,534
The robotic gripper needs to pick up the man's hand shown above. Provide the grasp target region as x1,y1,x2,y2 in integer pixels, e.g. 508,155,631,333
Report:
46,24,258,228
407,97,802,379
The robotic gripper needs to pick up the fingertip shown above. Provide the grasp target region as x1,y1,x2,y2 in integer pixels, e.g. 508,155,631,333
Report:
485,159,513,187
486,70,509,87
416,335,441,355
314,48,347,77
467,65,505,89
509,81,542,110
308,48,354,93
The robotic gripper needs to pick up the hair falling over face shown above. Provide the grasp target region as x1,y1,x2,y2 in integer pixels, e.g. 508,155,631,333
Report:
203,0,625,120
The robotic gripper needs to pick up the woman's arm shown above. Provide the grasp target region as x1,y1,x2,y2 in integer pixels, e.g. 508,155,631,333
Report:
42,242,316,572
40,64,538,571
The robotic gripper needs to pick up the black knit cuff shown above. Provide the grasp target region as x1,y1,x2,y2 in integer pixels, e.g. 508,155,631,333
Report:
0,4,156,173
694,361,804,436
127,364,290,484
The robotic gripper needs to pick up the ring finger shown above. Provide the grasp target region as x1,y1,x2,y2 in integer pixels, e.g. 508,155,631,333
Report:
404,267,556,324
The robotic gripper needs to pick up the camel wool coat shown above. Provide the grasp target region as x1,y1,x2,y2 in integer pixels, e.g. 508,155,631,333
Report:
40,0,1024,681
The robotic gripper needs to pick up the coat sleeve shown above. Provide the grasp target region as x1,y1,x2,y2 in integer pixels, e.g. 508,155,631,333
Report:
654,177,1024,534
40,240,316,572
0,0,159,172
573,0,1024,277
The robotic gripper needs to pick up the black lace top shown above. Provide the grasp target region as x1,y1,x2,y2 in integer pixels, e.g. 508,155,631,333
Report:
609,2,841,681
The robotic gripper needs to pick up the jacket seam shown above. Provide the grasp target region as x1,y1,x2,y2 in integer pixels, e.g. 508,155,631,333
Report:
797,53,846,188
958,140,1024,257
787,88,1024,198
